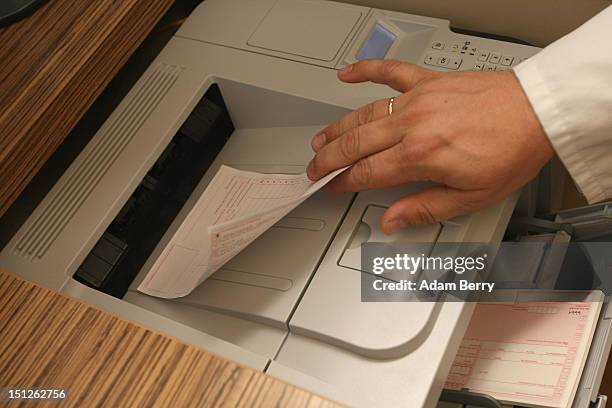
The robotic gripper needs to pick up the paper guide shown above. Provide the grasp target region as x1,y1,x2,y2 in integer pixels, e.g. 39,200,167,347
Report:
138,165,346,298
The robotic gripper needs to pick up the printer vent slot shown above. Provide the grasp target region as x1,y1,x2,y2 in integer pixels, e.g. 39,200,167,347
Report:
13,64,183,260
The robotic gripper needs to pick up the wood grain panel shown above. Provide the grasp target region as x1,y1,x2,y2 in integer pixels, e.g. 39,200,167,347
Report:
0,0,174,218
0,270,341,407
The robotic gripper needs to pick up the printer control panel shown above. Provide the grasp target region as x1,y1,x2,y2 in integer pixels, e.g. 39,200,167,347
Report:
423,39,527,71
342,10,539,73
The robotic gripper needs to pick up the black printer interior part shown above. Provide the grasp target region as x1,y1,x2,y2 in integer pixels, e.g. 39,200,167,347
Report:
440,389,504,408
73,84,234,299
0,0,49,28
450,26,532,46
505,215,573,238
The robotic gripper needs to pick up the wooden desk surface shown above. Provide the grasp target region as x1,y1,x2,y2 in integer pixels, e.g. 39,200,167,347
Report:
0,270,340,407
0,0,174,218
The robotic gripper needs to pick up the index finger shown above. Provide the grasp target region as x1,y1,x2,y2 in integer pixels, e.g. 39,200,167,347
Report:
338,59,442,92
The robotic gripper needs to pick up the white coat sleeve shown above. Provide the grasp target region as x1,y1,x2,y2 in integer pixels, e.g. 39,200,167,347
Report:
513,6,612,204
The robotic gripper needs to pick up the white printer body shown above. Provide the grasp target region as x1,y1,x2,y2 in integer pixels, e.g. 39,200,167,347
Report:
0,1,552,406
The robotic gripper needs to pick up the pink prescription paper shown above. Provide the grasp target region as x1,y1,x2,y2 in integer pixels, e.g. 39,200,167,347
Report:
445,299,602,408
137,165,346,299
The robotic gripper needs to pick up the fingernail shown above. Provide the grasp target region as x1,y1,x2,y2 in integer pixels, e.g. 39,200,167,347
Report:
306,160,315,179
311,133,327,151
386,219,407,234
339,64,353,75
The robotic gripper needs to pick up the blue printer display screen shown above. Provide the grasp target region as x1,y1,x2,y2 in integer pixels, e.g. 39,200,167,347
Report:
356,23,396,60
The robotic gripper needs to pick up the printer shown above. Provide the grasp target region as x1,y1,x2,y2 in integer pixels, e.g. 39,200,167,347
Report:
1,0,610,407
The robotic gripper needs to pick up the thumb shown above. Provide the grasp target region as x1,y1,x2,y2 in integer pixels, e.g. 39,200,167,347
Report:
381,187,484,234
338,59,442,93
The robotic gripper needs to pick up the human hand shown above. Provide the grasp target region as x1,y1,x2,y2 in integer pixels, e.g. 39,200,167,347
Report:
306,59,553,234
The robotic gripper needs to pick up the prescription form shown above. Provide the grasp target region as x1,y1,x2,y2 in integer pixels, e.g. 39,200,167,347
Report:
138,165,346,298
445,299,603,408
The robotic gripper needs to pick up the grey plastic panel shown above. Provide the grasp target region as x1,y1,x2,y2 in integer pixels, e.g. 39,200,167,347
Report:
217,79,350,130
288,186,516,356
178,0,369,68
248,0,364,61
177,0,279,50
339,205,441,272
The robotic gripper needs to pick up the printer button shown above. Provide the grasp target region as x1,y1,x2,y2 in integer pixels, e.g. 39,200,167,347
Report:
477,51,490,62
488,52,501,64
484,64,497,71
436,56,450,67
448,57,462,70
501,56,515,66
472,62,485,71
424,54,436,65
431,41,445,50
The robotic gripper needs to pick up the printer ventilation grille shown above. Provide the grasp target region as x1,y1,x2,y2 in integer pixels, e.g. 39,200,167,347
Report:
13,63,183,260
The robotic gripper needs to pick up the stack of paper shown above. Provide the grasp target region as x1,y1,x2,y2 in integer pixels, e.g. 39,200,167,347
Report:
445,298,602,408
138,165,346,298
